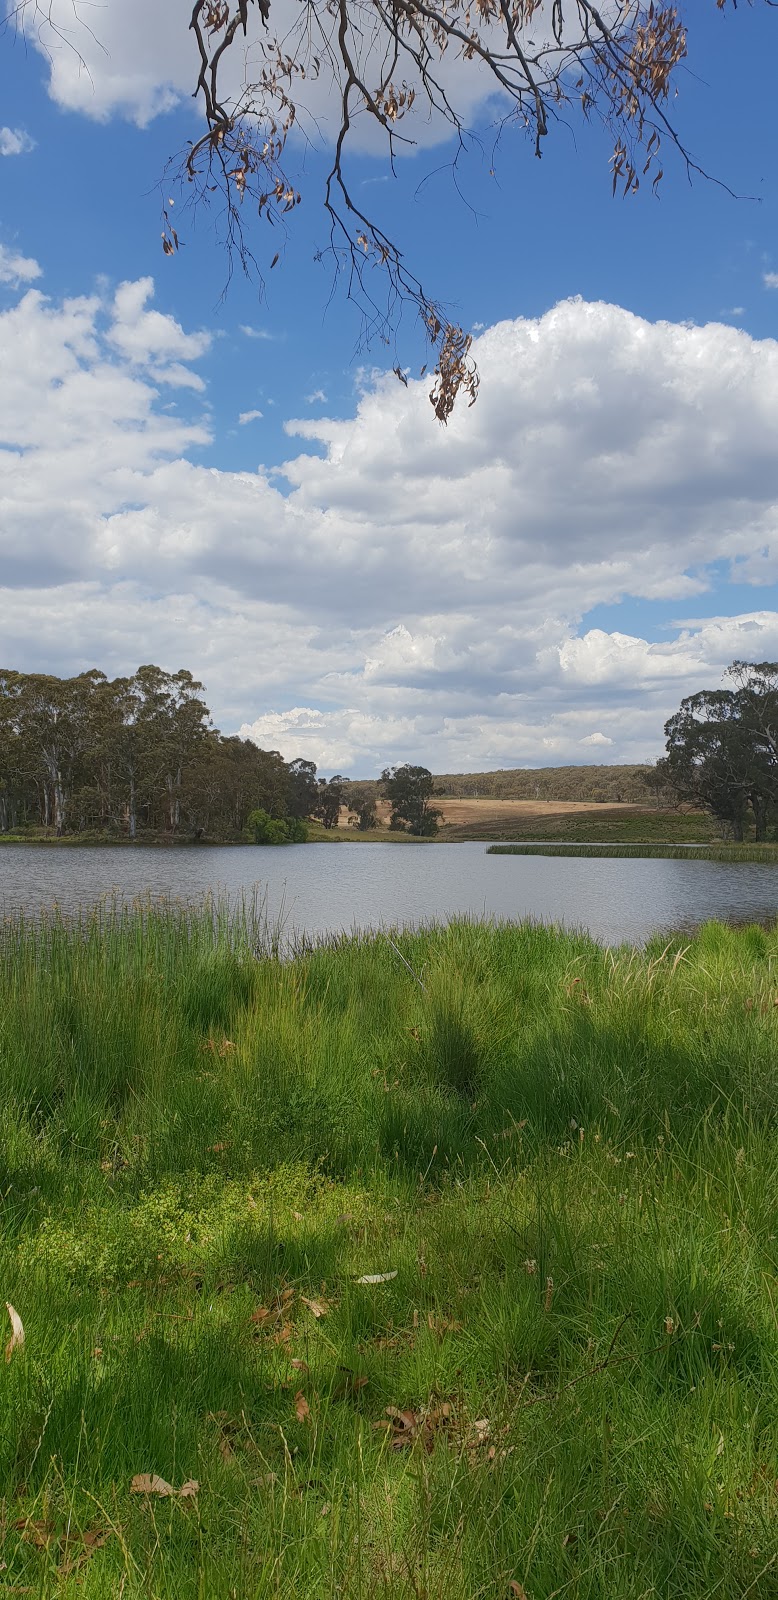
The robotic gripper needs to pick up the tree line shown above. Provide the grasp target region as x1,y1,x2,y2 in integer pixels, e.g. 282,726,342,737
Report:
0,667,444,841
0,667,320,840
660,661,778,841
5,659,772,845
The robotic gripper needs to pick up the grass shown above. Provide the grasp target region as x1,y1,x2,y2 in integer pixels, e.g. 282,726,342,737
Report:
443,809,717,844
1,903,777,1597
487,842,778,861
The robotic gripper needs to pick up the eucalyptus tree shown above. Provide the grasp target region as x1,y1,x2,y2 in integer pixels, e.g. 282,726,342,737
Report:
382,763,442,835
661,661,778,841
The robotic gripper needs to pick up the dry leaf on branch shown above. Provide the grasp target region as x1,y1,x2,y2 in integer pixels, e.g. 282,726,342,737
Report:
5,1303,25,1363
130,1474,199,1498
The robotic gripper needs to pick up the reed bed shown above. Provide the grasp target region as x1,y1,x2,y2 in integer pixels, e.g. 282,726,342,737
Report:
1,905,777,1597
488,842,778,862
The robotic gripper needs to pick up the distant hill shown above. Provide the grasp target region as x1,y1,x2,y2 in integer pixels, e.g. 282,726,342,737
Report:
432,764,653,804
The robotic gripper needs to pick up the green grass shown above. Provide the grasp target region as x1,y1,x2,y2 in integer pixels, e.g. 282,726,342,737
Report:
443,809,717,844
1,904,778,1597
487,842,778,861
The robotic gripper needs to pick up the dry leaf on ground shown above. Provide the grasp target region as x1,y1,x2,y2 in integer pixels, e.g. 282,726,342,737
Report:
130,1474,199,1498
355,1271,397,1285
509,1584,528,1599
301,1296,328,1318
5,1303,25,1363
295,1391,311,1422
14,1519,54,1548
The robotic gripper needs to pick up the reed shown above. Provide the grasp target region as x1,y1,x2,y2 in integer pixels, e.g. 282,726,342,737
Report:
488,841,778,861
1,906,777,1597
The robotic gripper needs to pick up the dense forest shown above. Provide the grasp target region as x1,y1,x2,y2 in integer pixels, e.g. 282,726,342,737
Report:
0,667,330,840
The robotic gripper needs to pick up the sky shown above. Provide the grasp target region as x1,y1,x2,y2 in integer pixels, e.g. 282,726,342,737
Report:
1,0,778,777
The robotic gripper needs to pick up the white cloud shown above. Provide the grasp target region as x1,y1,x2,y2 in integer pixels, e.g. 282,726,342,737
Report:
0,244,42,285
764,273,778,290
12,0,523,148
107,278,211,385
305,389,327,405
238,408,264,425
0,126,35,156
3,283,778,771
240,325,276,341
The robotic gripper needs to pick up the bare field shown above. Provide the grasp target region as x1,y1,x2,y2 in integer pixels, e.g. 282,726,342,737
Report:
336,796,641,830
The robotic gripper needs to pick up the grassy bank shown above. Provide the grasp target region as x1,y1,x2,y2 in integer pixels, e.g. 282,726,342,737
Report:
1,907,777,1598
488,843,778,862
442,809,716,845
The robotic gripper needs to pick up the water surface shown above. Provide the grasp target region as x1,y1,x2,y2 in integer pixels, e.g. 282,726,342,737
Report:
2,841,778,945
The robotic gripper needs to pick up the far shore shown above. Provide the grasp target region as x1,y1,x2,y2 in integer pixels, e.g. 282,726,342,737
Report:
0,798,721,849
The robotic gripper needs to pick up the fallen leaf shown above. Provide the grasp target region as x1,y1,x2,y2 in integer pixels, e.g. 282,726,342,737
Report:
130,1474,199,1498
295,1391,311,1422
290,1357,309,1372
291,1210,304,1221
509,1584,528,1599
250,1306,271,1324
5,1303,25,1363
301,1296,328,1319
14,1519,54,1548
57,1529,111,1577
130,1474,175,1497
355,1271,397,1285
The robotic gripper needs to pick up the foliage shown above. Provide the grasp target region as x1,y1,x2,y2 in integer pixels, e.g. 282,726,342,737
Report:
0,907,777,1595
0,667,315,841
248,808,308,843
345,780,379,830
382,763,442,836
661,660,778,841
312,774,346,828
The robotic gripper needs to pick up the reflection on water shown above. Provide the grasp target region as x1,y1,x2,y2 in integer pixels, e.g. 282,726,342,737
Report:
2,841,778,946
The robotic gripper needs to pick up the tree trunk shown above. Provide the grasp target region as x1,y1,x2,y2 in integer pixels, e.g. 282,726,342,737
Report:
128,772,136,840
750,791,768,843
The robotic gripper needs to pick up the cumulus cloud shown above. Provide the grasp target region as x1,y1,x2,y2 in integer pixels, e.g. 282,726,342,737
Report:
0,244,42,285
238,408,264,425
13,0,526,149
3,281,778,771
764,273,778,290
0,126,35,156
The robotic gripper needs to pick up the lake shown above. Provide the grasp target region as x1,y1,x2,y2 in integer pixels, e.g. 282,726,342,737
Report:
2,841,778,945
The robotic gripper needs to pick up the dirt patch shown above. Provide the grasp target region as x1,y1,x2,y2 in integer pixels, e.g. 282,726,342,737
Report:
336,797,640,830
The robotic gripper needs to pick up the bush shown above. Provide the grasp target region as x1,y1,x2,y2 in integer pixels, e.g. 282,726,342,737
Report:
247,808,308,844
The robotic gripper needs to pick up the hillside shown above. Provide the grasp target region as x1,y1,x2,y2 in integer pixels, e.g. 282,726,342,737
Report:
432,763,654,802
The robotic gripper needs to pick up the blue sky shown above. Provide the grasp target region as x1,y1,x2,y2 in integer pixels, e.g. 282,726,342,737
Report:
1,1,778,774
